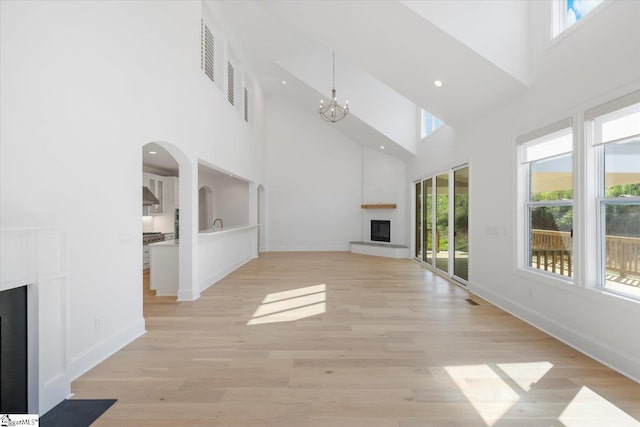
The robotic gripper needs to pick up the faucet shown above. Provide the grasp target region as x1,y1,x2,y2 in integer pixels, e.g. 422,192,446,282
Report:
213,218,223,231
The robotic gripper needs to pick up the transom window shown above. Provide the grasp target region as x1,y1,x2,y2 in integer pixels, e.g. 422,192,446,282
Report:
553,0,605,38
421,110,444,139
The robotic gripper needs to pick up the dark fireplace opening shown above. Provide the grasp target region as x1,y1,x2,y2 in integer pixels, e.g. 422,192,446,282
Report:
0,286,28,413
371,220,391,243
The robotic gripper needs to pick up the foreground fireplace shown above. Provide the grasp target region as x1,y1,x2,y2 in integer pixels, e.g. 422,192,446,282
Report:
0,286,28,413
1,228,71,415
371,220,390,242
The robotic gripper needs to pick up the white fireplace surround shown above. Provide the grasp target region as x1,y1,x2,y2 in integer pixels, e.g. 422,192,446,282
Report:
0,228,70,415
350,220,409,259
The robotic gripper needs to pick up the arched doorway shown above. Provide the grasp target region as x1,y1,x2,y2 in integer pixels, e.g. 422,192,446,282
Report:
142,141,199,303
198,186,214,232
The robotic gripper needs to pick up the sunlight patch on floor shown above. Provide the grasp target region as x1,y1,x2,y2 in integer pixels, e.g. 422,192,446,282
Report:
446,361,553,426
261,284,326,303
247,284,326,325
559,386,640,426
445,364,520,426
496,361,553,391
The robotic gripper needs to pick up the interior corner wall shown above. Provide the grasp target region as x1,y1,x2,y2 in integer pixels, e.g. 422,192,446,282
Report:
263,96,362,251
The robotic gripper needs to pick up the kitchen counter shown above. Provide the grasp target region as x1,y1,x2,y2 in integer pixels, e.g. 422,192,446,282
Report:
198,225,256,236
149,241,178,296
149,239,179,246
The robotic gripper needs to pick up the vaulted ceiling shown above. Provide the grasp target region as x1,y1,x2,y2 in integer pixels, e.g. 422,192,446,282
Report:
211,0,531,158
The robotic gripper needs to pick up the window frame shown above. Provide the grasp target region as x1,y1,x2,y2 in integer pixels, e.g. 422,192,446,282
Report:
589,98,640,300
420,110,445,140
413,164,469,287
517,119,575,284
551,0,607,40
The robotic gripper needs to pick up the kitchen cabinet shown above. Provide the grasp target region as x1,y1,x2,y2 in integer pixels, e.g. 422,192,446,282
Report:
149,240,178,296
164,176,179,209
143,244,150,270
143,174,179,216
143,173,164,215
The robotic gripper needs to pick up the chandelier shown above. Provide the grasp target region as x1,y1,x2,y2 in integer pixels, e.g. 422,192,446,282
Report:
319,51,349,122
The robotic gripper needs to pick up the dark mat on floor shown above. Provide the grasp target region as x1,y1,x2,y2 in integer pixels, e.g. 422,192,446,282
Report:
40,399,117,427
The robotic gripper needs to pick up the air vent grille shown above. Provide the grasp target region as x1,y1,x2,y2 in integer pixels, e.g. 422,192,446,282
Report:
227,62,235,105
201,19,214,82
244,87,249,122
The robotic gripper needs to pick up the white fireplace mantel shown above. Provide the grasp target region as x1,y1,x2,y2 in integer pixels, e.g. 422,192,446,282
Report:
0,227,70,415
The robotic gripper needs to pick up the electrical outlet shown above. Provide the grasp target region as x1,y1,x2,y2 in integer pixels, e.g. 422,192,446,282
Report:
94,316,105,329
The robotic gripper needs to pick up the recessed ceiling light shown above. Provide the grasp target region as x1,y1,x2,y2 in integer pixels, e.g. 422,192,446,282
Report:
282,80,287,85
434,80,443,87
149,151,157,155
380,145,385,150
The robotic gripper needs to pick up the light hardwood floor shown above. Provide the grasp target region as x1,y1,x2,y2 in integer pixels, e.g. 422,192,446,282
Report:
74,252,640,426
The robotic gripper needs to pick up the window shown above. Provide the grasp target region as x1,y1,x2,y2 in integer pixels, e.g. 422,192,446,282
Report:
590,100,640,297
553,0,605,38
519,123,574,279
421,110,444,139
515,92,640,300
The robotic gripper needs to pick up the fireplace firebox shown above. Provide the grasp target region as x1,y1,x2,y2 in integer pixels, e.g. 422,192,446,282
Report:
371,220,391,243
0,286,28,413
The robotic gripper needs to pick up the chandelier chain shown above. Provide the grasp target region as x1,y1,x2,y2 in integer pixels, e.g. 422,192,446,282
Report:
319,50,349,123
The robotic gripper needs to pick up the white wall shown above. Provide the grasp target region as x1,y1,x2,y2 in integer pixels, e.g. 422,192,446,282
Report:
408,0,640,381
264,96,362,251
362,148,407,245
264,96,407,251
0,0,265,391
400,0,530,84
198,227,257,291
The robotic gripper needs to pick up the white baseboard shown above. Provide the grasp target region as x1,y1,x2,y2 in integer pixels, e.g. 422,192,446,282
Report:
469,281,640,384
69,317,146,381
155,290,177,297
262,245,350,252
177,288,200,301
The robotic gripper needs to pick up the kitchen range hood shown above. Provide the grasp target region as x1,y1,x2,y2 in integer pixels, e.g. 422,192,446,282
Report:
143,186,160,206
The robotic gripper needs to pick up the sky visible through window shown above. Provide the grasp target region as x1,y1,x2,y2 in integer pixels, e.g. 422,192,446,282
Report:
566,0,604,28
422,111,444,138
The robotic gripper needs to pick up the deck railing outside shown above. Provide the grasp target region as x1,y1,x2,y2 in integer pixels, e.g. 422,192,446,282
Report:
530,229,640,281
605,235,640,278
530,229,573,277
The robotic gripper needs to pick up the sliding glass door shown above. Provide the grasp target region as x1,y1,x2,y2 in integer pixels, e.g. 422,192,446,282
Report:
453,167,469,281
423,178,433,265
415,181,422,258
414,165,470,284
435,173,449,273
